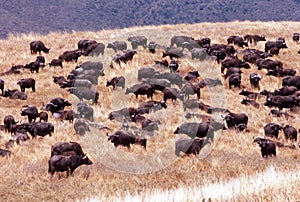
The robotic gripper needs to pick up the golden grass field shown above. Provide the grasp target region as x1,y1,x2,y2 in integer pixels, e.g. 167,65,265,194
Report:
0,21,300,201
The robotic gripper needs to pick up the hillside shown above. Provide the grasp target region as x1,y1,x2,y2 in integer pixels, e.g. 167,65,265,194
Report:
2,0,300,38
0,21,300,201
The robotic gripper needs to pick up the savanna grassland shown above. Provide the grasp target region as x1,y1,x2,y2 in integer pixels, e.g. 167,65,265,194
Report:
0,21,300,202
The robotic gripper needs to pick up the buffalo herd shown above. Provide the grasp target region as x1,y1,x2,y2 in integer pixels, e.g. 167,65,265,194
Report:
0,30,300,178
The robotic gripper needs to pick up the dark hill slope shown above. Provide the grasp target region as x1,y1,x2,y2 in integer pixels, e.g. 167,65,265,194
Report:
1,0,300,38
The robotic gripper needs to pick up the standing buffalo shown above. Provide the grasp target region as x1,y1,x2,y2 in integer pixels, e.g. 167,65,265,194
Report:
68,87,99,104
254,137,276,158
293,33,299,42
175,137,207,156
264,123,282,139
17,78,35,92
249,73,262,90
283,125,297,141
78,39,97,50
30,40,50,54
49,59,63,68
265,40,288,53
21,105,39,122
243,35,266,45
3,115,17,132
106,76,125,90
59,50,83,62
107,131,147,149
128,36,147,49
74,118,90,136
107,41,127,52
125,84,155,99
48,154,92,177
227,35,248,48
224,112,248,130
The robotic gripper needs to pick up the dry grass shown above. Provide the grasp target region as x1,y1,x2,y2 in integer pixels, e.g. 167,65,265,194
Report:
0,21,300,201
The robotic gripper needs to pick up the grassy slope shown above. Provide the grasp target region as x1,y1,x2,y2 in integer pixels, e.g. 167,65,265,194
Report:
0,21,299,201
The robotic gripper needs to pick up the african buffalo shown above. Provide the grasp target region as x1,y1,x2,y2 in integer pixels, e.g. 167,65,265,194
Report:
68,87,99,104
107,131,147,149
227,35,248,48
24,122,54,138
264,123,282,139
21,105,39,122
106,76,125,90
17,78,35,92
48,154,92,177
249,73,262,90
175,137,207,156
59,50,83,62
3,115,17,132
243,35,266,45
74,118,90,136
221,57,250,73
77,101,94,121
254,137,276,158
49,59,63,68
3,89,27,100
51,141,84,157
265,40,288,53
224,112,248,130
30,40,50,54
128,36,147,49
283,125,297,141
125,84,155,99
107,41,127,52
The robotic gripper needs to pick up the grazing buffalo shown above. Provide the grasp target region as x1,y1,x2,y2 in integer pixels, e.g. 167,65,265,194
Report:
49,59,63,68
282,76,300,89
111,50,137,66
74,118,90,136
265,40,288,53
283,125,297,141
24,61,40,73
157,72,183,88
224,112,248,130
293,33,299,42
21,105,39,122
3,115,17,132
125,84,155,99
142,78,171,92
227,35,248,48
264,123,282,139
48,154,92,177
107,131,147,149
228,73,241,89
106,76,125,90
68,87,99,104
254,137,276,158
243,35,266,45
24,122,54,138
30,40,50,54
17,78,35,92
3,89,27,100
107,41,127,52
175,137,207,156
53,76,67,86
51,141,84,157
170,35,194,48
59,50,83,62
108,107,137,121
163,87,184,102
249,73,262,90
0,78,4,95
180,82,202,100
128,36,147,49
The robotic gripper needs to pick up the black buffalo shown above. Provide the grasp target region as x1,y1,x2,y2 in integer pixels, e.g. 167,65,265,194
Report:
30,40,50,54
3,89,27,100
59,50,83,62
51,141,84,157
224,112,248,130
128,36,147,49
3,115,17,132
21,105,39,122
107,131,147,149
254,137,276,158
264,123,282,139
175,137,207,156
227,35,248,48
283,125,297,141
17,78,35,92
106,76,125,90
24,122,54,138
265,40,288,53
125,84,155,99
49,59,63,68
48,154,92,177
74,118,90,136
243,35,266,45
